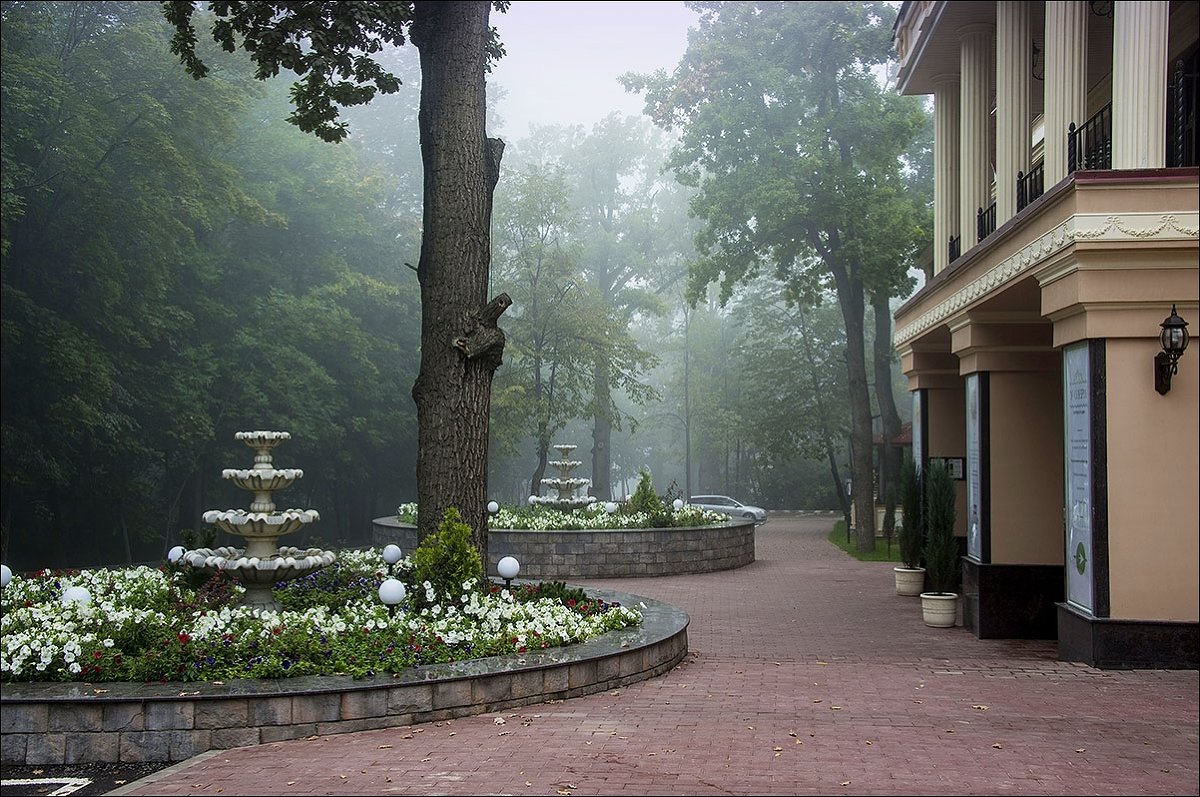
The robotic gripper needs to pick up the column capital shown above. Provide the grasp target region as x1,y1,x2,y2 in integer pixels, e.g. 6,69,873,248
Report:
956,22,995,40
931,73,961,89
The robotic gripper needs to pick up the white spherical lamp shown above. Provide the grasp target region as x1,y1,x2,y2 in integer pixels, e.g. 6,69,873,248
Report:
497,555,520,589
62,586,91,606
672,498,685,511
167,545,186,563
528,495,538,506
604,501,618,515
378,578,407,615
487,500,500,514
0,564,11,588
382,544,403,575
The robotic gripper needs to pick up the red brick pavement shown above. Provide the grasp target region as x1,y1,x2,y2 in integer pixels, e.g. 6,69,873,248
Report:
116,515,1198,796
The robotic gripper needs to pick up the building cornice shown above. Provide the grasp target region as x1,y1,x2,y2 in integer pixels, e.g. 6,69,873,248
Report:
894,212,1200,346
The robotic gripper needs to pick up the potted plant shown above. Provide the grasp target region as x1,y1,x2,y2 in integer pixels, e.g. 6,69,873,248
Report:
894,456,926,596
920,459,960,627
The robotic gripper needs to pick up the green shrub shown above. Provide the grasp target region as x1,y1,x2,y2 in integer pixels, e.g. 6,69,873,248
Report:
628,469,664,516
411,507,484,608
898,457,924,569
923,460,960,594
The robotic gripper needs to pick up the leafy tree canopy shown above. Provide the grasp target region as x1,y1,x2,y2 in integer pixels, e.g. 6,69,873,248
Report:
161,0,508,142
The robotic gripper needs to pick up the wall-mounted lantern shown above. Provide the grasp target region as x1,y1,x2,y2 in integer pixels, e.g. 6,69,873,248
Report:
1155,304,1190,395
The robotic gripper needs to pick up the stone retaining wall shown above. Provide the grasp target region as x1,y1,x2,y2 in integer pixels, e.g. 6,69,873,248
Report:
371,517,757,578
0,589,687,766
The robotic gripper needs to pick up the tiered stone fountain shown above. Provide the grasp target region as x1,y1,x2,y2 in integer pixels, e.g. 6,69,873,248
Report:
182,430,334,611
529,443,596,510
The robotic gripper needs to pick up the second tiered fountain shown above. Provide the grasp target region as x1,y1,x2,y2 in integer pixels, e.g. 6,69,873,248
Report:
182,431,334,611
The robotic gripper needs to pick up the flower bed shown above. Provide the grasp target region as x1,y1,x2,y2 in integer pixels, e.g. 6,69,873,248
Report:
0,549,642,684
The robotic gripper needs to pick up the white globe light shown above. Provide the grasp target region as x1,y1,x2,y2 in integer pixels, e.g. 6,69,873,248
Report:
0,564,11,588
487,501,500,514
672,498,685,510
382,544,403,565
62,586,91,606
378,578,407,606
604,501,618,514
528,495,538,505
497,556,520,580
167,545,186,563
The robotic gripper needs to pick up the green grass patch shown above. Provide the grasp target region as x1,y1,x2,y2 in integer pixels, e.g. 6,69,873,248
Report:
828,520,903,562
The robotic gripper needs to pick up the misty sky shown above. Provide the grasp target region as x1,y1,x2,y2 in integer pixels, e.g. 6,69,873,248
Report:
488,1,699,140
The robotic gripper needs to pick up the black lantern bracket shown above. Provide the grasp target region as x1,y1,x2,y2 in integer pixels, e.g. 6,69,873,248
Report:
1154,304,1190,395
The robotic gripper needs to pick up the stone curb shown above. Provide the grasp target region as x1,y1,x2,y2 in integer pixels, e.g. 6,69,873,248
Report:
0,587,688,766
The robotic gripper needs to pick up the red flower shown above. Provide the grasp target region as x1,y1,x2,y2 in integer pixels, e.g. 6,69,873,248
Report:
518,646,527,654
178,632,191,644
93,651,103,660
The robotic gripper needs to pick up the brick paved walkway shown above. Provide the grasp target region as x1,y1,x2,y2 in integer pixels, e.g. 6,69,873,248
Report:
116,515,1199,796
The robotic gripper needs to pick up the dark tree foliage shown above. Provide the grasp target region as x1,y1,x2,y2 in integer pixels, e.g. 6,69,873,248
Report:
162,1,513,560
1,1,420,569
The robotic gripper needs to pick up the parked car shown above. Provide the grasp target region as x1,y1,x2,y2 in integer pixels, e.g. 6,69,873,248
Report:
688,495,768,523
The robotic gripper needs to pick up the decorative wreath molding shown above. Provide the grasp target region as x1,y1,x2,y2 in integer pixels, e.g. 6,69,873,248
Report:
895,212,1199,346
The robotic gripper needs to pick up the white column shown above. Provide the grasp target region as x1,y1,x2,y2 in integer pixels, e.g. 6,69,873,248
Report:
1112,1,1169,169
934,75,960,275
996,1,1031,224
1043,1,1087,184
959,23,993,248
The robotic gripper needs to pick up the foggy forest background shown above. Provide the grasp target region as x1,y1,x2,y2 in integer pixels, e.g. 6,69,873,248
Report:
1,1,930,569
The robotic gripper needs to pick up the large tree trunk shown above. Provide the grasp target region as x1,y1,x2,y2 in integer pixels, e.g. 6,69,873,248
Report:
829,259,876,552
590,358,613,501
872,291,903,548
411,2,508,562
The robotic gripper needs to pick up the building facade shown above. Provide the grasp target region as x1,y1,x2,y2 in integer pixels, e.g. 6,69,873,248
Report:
891,0,1198,668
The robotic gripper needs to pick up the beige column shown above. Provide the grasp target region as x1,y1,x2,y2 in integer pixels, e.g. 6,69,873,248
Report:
996,1,1031,224
1043,1,1087,184
1112,1,1169,169
959,23,993,248
933,75,961,275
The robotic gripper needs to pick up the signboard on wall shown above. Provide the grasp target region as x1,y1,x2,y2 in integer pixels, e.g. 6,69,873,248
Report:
912,390,923,471
1064,342,1094,612
966,373,983,561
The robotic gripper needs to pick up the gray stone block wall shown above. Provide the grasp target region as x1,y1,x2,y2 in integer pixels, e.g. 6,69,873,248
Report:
371,517,756,579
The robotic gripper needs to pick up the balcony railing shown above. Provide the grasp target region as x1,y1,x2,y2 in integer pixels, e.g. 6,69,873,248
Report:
976,201,997,242
1170,60,1198,168
948,234,961,264
1016,160,1045,212
1067,102,1112,173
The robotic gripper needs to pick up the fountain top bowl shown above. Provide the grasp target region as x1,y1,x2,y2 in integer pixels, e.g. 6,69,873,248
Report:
235,430,292,446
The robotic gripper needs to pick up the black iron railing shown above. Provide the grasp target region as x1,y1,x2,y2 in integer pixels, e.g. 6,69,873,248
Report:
1170,60,1198,168
1016,160,1045,211
1067,102,1112,173
948,234,961,263
976,201,996,242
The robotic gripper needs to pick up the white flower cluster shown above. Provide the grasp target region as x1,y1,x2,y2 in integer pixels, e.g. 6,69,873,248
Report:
0,552,642,682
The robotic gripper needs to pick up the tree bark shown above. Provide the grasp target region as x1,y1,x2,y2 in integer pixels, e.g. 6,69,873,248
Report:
411,2,507,563
590,358,613,501
872,291,903,547
829,258,876,552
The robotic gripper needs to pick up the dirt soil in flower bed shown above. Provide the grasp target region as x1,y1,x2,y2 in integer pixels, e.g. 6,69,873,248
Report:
0,762,170,795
